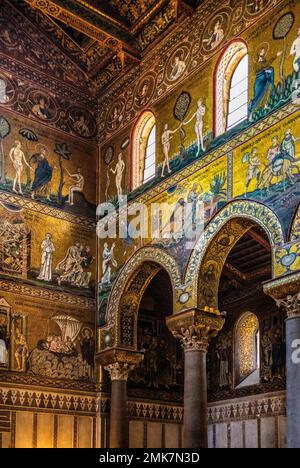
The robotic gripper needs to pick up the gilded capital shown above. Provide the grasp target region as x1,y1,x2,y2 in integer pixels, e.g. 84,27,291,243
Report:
276,293,300,319
96,347,144,381
105,362,136,381
166,309,225,353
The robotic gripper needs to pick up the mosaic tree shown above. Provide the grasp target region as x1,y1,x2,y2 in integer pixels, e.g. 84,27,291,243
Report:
19,128,39,190
54,142,72,204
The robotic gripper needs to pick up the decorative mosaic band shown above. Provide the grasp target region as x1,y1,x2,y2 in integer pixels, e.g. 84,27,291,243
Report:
0,279,96,309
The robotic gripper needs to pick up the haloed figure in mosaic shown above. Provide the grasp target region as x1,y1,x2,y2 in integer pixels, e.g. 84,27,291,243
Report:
249,46,282,120
281,128,299,161
170,55,187,82
0,316,8,366
73,114,90,137
289,28,300,93
100,242,117,287
203,20,225,50
14,328,29,372
56,243,93,288
37,233,55,282
290,28,300,73
31,146,53,200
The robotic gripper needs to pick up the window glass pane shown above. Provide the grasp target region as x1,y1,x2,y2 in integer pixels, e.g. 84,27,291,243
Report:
229,91,248,113
143,124,156,183
145,164,155,175
230,78,248,100
144,164,155,177
145,153,155,168
227,54,249,131
227,103,248,128
231,55,248,86
146,146,156,158
143,173,155,183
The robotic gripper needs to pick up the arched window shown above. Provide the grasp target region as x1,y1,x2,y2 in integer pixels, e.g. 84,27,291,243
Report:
214,41,249,137
235,312,260,388
132,111,156,190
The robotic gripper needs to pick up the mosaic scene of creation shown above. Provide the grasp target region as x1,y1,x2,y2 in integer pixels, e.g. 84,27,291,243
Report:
0,0,98,394
97,0,300,410
1,0,300,450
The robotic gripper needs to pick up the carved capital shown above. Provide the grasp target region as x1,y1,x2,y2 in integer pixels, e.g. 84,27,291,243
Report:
166,308,225,353
276,293,300,319
105,362,136,381
96,347,144,381
172,325,211,352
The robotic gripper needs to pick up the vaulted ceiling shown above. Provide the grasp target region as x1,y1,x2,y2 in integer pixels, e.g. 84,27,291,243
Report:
17,0,203,94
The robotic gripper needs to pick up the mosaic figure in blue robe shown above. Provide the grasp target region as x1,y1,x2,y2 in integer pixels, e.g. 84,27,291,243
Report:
249,47,281,118
31,148,53,200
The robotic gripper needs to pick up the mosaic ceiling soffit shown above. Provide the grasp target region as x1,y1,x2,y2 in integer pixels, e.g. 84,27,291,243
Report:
22,0,204,93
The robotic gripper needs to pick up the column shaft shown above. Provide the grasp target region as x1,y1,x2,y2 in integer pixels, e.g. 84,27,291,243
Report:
110,379,129,448
184,349,208,448
286,316,300,448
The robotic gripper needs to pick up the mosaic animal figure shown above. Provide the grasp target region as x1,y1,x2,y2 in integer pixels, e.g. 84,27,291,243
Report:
259,154,300,190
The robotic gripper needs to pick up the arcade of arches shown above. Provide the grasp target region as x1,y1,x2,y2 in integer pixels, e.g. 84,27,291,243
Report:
1,0,300,450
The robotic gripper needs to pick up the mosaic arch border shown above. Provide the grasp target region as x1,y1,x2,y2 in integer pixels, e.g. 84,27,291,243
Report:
290,202,300,242
184,200,285,308
105,246,182,329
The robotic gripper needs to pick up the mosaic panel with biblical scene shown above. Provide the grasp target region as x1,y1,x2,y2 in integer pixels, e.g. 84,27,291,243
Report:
0,292,95,381
98,0,300,331
0,203,96,295
0,109,96,219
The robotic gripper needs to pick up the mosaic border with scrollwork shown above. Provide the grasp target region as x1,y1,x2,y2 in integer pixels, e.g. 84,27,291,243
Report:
98,0,285,143
0,0,93,105
0,191,96,228
291,203,300,241
0,55,91,108
0,278,96,309
185,200,285,300
105,247,182,329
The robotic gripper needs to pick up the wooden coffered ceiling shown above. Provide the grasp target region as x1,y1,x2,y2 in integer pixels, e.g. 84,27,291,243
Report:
22,0,204,93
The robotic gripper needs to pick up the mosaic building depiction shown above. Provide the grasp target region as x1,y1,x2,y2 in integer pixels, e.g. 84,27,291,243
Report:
1,0,300,450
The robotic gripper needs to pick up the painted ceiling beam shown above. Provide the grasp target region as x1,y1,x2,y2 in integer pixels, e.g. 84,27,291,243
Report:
248,229,272,252
25,0,141,59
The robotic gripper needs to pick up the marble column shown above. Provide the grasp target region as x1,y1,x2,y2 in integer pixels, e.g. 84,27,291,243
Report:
105,362,135,448
167,309,225,449
276,293,300,449
97,349,143,449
